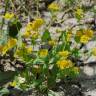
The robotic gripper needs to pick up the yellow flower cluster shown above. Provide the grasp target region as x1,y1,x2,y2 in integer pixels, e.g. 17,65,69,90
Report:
23,18,44,39
9,81,17,87
31,18,44,31
76,29,93,44
56,59,73,70
75,8,83,18
3,13,14,20
23,31,30,38
58,50,69,58
7,38,17,48
48,3,60,11
26,46,33,54
48,40,56,46
39,49,48,57
0,38,17,55
75,8,83,15
31,32,39,39
84,29,93,38
80,35,90,44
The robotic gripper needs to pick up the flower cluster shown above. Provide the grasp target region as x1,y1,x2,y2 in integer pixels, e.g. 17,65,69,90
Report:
3,13,14,20
76,29,93,44
58,50,70,58
23,18,44,39
0,38,17,55
48,2,60,11
39,49,48,58
56,59,73,70
75,8,84,19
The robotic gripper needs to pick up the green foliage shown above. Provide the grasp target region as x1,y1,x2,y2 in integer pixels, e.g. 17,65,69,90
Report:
41,29,51,42
0,71,16,86
8,20,22,38
0,88,9,96
0,0,95,94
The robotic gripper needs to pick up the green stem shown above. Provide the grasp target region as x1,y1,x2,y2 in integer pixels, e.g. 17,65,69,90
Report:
35,0,40,18
0,0,9,34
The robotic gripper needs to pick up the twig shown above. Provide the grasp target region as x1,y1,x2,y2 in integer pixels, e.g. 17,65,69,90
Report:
70,18,95,29
19,0,33,20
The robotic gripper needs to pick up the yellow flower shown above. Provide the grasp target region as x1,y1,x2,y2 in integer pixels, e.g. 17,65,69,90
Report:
48,40,56,46
26,46,33,53
31,18,44,31
25,22,33,32
23,31,30,38
9,81,16,87
2,38,17,55
48,3,60,11
92,48,96,56
58,51,69,58
25,18,44,32
31,31,39,39
2,45,9,55
80,35,90,44
56,59,73,70
7,38,17,48
39,49,48,57
84,29,93,38
75,8,83,16
3,13,14,20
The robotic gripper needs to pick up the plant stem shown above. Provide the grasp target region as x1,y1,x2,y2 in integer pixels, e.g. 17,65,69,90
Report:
0,0,9,34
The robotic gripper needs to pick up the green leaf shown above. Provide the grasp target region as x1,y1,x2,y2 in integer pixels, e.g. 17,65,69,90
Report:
64,42,71,51
8,21,22,38
59,31,66,41
72,48,80,57
56,44,64,52
0,71,16,86
41,29,51,42
0,88,9,96
33,58,44,65
75,36,80,43
48,90,58,96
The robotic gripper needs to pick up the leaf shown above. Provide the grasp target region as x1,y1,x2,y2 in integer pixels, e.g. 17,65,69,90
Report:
75,36,80,43
41,29,51,42
8,21,22,38
72,48,80,57
48,90,58,96
56,44,64,52
64,43,71,51
0,38,5,45
59,31,66,41
0,71,16,86
0,88,9,96
33,58,44,65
